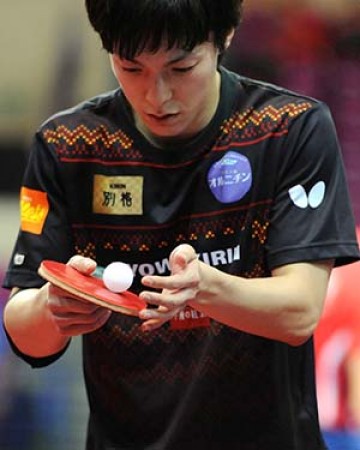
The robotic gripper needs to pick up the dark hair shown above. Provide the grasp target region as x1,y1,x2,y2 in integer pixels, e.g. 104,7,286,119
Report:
85,0,243,59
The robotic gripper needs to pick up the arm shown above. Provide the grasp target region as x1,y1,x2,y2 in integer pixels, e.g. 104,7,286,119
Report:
3,256,111,358
347,350,360,427
193,258,332,345
4,285,69,357
139,244,333,346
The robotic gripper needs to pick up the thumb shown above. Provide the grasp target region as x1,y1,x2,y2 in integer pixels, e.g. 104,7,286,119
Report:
169,244,197,274
67,255,96,275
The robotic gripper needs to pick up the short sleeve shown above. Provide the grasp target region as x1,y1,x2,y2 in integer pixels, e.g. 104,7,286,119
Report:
3,130,74,289
266,102,359,269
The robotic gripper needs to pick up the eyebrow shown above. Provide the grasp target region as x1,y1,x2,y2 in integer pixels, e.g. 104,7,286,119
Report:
124,50,195,66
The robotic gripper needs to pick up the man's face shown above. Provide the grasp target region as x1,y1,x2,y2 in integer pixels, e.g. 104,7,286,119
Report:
110,41,221,144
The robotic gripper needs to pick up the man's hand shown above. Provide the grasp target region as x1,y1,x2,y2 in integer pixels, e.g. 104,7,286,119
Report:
46,255,111,336
139,244,200,331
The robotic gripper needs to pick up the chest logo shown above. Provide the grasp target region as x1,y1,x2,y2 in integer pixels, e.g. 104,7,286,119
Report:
288,181,326,209
207,151,252,203
93,175,143,215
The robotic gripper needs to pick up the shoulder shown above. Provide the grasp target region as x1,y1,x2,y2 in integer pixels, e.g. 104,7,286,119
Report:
32,88,137,163
39,89,123,131
219,67,335,147
34,88,133,151
221,66,331,118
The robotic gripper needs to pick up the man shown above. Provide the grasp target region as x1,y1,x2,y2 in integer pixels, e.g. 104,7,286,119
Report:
3,1,360,449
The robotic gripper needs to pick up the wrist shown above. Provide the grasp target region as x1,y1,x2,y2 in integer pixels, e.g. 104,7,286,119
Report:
194,262,228,306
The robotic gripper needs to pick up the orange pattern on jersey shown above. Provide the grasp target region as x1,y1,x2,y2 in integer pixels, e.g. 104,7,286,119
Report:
221,102,313,135
43,124,133,149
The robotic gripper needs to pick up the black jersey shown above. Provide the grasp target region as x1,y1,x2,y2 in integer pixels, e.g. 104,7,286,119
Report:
3,67,360,449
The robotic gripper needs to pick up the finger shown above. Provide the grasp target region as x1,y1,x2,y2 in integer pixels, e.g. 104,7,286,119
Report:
54,307,111,325
55,310,111,336
139,287,197,309
140,318,167,332
48,292,103,314
67,255,97,275
170,244,198,274
140,306,183,332
49,285,91,305
49,301,101,316
141,273,190,290
142,247,198,290
141,269,199,291
139,304,170,320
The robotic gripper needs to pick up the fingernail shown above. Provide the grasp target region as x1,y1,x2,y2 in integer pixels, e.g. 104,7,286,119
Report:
142,277,154,287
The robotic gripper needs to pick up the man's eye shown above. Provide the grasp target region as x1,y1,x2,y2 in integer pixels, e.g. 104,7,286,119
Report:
173,66,195,73
122,67,141,73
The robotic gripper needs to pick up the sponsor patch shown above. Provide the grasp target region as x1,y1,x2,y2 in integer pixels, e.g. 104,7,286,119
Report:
208,151,252,203
288,181,326,209
20,187,49,235
93,175,143,215
13,253,25,266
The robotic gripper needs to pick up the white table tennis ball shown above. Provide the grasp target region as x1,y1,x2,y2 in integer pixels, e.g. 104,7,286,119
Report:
102,262,134,293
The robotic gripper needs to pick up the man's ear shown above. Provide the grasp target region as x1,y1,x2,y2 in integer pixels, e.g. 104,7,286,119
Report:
225,29,235,50
109,53,115,73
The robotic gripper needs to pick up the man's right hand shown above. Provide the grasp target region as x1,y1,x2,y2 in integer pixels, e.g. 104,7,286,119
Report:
46,255,112,336
4,255,111,358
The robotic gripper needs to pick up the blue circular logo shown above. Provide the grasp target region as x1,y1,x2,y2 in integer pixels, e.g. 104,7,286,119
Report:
207,151,252,203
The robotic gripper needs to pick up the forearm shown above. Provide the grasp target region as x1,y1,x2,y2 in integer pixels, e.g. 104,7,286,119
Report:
347,352,360,427
191,261,332,346
3,287,69,358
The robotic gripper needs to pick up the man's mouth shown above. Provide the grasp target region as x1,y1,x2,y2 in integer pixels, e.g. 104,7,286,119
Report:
145,112,180,124
148,113,178,120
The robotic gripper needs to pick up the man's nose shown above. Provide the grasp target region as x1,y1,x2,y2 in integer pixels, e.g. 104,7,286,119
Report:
145,75,172,107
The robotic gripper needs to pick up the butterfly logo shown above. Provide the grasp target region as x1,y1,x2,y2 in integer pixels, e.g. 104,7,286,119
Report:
288,181,326,209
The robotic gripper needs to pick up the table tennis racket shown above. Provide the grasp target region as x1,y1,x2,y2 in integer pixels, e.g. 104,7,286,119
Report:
38,260,146,316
